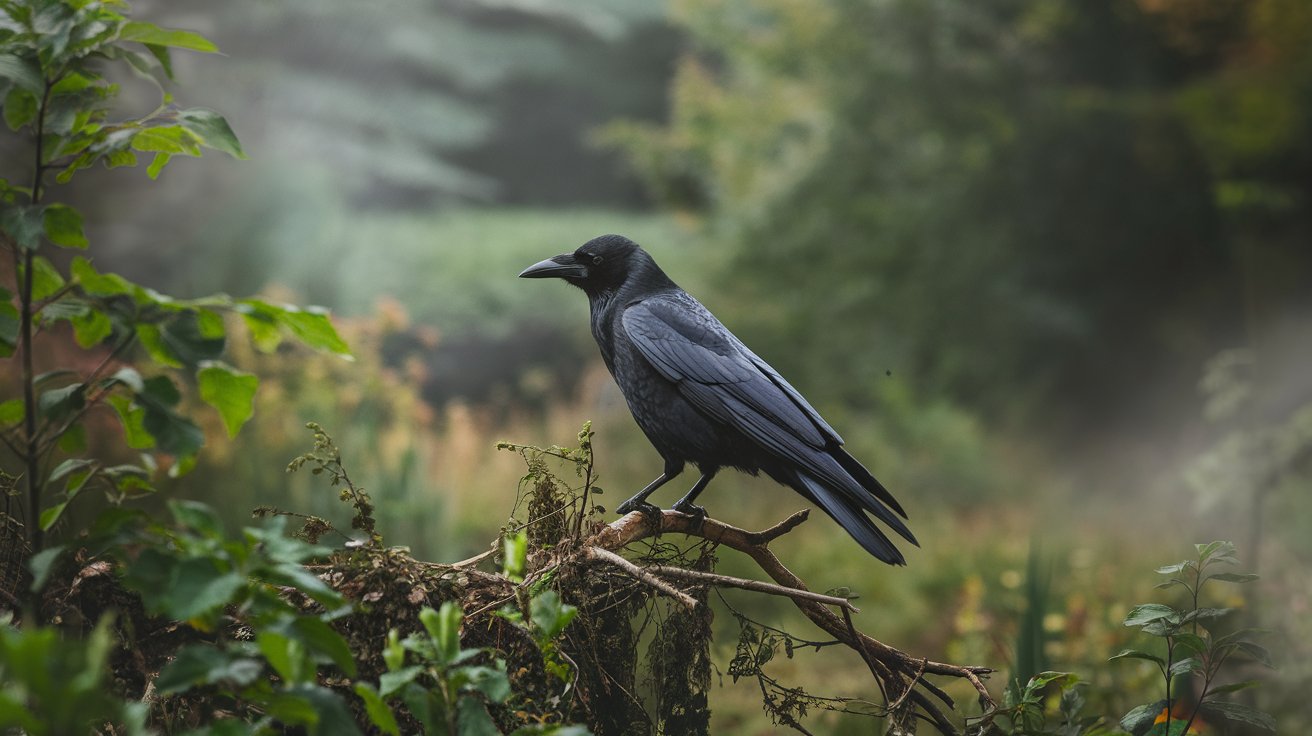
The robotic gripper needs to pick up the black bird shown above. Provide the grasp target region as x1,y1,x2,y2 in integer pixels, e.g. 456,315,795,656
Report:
519,235,917,565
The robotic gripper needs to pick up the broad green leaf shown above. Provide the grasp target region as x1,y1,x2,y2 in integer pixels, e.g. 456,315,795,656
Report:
131,125,201,156
1173,632,1207,654
38,382,85,421
43,203,87,248
279,306,352,356
38,502,69,531
462,665,511,702
1208,679,1262,695
378,665,423,698
456,696,500,736
71,256,136,297
156,645,262,694
29,255,65,300
169,499,223,537
1154,562,1189,575
198,361,258,437
1168,657,1201,676
0,202,46,249
1109,649,1164,668
280,616,357,677
118,22,219,53
257,631,309,685
354,683,401,736
3,87,36,130
1202,700,1276,732
140,400,204,457
1207,572,1258,584
178,108,245,159
423,602,463,666
136,323,183,367
1235,641,1273,668
50,457,96,483
530,590,577,641
1123,603,1180,628
0,55,43,94
27,545,65,592
1120,700,1168,733
166,561,245,620
108,394,154,449
161,312,225,366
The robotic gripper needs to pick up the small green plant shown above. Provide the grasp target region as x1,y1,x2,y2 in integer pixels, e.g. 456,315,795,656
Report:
1112,541,1274,735
0,613,150,735
970,671,1113,735
358,601,587,736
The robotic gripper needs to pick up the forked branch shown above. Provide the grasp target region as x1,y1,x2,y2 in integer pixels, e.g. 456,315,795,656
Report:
589,509,996,735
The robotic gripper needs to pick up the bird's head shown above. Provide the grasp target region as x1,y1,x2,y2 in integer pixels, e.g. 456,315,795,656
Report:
518,234,648,296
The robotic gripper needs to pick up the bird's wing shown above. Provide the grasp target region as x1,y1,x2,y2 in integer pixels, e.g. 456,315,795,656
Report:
622,294,911,530
622,295,833,450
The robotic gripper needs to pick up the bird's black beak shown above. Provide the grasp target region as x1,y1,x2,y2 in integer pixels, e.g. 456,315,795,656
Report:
519,253,586,280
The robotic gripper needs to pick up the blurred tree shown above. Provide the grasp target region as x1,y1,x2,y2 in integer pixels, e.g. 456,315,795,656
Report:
607,0,1311,444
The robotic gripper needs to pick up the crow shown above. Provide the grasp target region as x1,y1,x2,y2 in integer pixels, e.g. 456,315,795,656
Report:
519,234,917,565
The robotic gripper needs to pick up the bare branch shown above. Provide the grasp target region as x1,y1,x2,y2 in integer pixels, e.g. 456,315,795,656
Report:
586,546,697,610
643,562,859,612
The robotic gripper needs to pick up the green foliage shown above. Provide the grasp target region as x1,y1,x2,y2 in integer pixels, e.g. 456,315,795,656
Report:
1112,541,1274,736
0,0,349,552
0,614,150,735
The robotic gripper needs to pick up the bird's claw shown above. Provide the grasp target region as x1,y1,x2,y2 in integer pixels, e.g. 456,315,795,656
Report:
617,499,665,533
672,501,707,531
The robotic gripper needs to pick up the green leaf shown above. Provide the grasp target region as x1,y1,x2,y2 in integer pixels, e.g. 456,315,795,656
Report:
1120,700,1168,733
502,529,527,580
354,683,401,736
257,630,310,685
3,87,36,131
38,382,85,422
279,306,352,356
1173,632,1207,654
1235,641,1273,668
136,323,182,367
38,501,70,531
71,257,137,297
530,590,577,641
1154,561,1190,575
29,255,66,300
1168,657,1201,677
462,665,511,702
27,545,65,592
1202,700,1276,732
167,563,246,621
456,696,500,736
43,203,87,248
170,499,223,537
283,616,356,677
108,394,154,449
0,202,46,249
118,22,219,53
140,401,204,457
1109,649,1165,668
146,152,170,179
50,457,96,483
0,54,43,94
178,108,246,159
378,665,423,698
423,602,463,666
156,645,262,694
1123,603,1180,628
1207,679,1262,695
197,361,258,437
160,311,226,366
1207,572,1258,584
70,308,112,347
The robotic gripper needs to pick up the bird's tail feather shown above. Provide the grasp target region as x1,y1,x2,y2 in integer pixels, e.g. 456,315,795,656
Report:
794,471,907,566
832,447,908,519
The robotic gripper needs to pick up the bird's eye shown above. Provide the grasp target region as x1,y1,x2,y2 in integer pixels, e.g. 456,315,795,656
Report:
592,255,604,265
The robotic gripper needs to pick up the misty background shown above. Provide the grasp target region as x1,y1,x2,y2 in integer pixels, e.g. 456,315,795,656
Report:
24,0,1311,731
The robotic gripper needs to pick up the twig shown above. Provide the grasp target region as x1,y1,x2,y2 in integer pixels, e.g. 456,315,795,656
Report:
585,547,697,610
643,562,859,612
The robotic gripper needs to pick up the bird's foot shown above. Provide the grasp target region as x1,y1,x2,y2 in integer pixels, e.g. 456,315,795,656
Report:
672,501,707,532
617,498,665,533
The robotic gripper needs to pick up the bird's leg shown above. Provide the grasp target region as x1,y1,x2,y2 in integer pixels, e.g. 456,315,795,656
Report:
617,471,676,517
671,471,715,530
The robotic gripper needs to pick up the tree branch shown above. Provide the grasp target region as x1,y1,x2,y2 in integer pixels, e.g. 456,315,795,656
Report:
591,509,996,735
